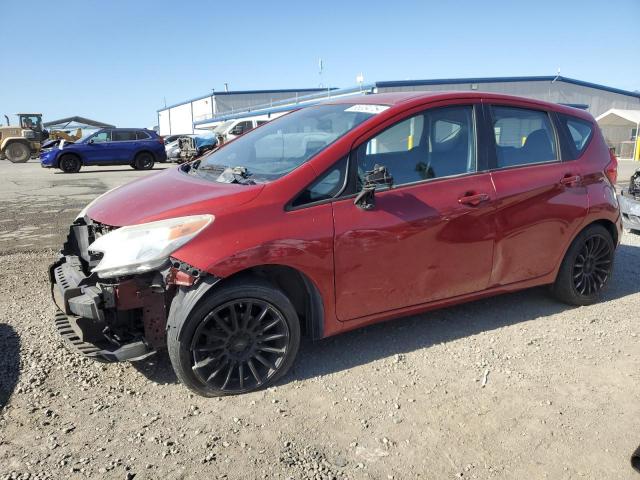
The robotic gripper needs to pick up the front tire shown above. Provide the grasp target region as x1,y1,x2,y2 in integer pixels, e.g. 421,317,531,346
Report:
551,224,615,306
134,152,154,170
4,142,30,163
59,154,81,173
167,279,301,396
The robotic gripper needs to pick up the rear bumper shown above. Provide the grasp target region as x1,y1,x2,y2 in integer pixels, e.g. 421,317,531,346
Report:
619,192,640,230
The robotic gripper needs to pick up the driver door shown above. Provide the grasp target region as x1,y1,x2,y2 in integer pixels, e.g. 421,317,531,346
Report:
332,103,497,321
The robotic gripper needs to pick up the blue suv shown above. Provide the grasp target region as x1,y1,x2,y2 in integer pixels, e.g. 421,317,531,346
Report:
40,128,167,173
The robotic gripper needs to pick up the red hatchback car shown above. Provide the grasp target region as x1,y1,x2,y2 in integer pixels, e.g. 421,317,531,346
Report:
50,92,621,396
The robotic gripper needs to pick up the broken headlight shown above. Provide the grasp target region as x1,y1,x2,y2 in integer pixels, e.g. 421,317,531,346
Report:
88,215,213,278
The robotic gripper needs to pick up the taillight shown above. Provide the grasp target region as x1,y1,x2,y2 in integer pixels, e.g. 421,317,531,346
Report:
158,135,164,145
605,149,618,184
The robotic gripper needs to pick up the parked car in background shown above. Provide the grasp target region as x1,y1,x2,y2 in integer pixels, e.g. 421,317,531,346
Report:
50,92,621,396
40,128,167,173
213,118,269,144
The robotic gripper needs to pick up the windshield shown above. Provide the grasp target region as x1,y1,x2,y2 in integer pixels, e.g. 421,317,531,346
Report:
194,104,386,182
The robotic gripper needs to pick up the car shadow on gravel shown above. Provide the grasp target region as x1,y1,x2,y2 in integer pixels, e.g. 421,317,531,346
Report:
0,324,20,408
285,242,640,384
130,351,178,385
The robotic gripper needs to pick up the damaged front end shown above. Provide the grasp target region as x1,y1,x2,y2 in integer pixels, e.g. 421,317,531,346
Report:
620,168,640,231
50,218,209,362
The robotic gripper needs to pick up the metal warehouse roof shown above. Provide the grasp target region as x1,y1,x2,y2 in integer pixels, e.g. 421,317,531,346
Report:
374,76,640,99
43,116,115,129
160,87,334,111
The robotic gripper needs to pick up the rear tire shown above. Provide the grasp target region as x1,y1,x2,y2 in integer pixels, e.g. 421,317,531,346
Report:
551,224,615,306
4,142,30,163
167,278,301,397
134,152,154,170
59,154,81,173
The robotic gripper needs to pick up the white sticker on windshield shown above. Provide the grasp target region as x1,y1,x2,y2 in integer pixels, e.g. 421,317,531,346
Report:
344,104,389,115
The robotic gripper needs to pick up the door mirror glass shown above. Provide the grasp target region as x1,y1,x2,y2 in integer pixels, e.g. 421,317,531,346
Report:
354,164,394,210
88,139,94,144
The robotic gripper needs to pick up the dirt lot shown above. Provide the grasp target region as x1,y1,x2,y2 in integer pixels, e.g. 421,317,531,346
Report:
1,161,639,479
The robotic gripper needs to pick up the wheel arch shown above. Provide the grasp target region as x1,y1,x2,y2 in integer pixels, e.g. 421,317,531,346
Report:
134,149,156,162
552,218,619,283
204,264,325,341
1,137,31,151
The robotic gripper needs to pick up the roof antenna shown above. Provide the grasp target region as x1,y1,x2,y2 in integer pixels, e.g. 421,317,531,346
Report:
318,58,324,88
552,68,561,83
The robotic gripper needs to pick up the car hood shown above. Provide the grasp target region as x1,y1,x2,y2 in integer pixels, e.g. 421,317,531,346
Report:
86,166,264,226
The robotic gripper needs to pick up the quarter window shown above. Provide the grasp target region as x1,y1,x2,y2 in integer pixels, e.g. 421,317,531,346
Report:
290,156,348,207
356,106,476,187
136,130,151,140
557,114,593,159
490,106,557,168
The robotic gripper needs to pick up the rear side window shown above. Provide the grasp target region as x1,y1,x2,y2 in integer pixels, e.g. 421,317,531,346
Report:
556,114,593,159
112,130,137,141
290,156,348,208
136,130,151,140
490,106,557,168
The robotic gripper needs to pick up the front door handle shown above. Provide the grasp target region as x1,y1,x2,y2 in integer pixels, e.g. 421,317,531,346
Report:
560,174,582,186
458,193,490,206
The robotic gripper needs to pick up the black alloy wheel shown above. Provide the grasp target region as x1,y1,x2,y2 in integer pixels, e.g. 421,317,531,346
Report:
134,152,154,170
191,299,290,393
167,279,301,396
551,224,615,306
572,234,613,296
59,154,81,173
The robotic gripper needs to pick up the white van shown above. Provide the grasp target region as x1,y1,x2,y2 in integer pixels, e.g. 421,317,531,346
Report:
213,118,270,144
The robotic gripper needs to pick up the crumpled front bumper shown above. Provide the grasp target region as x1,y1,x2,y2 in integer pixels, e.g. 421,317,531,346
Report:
50,256,156,362
619,192,640,230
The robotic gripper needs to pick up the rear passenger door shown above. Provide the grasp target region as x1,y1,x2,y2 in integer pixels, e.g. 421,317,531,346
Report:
111,130,139,163
485,102,589,286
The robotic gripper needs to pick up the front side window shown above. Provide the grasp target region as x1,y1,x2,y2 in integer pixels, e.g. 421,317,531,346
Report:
491,106,557,168
90,131,111,143
356,105,476,187
195,104,383,182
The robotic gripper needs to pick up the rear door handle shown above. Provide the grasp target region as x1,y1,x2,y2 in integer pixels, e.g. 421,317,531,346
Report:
560,174,582,186
458,193,490,206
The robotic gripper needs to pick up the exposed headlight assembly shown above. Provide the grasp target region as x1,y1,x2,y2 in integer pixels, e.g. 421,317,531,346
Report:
89,215,213,278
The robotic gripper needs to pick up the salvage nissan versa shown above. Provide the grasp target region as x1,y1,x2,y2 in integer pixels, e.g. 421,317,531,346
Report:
50,92,621,396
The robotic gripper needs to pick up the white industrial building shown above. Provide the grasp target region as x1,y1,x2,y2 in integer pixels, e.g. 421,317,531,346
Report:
157,88,328,136
161,76,640,159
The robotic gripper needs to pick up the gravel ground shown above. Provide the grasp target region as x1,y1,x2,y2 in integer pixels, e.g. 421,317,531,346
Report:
0,162,639,479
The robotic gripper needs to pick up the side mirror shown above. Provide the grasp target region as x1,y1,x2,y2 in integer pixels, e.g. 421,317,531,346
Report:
354,164,393,210
88,139,95,144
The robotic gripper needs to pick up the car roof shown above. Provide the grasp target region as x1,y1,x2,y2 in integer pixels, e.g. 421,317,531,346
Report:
324,91,594,120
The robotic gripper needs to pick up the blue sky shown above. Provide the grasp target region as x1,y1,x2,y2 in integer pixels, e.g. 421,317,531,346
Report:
3,0,638,127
